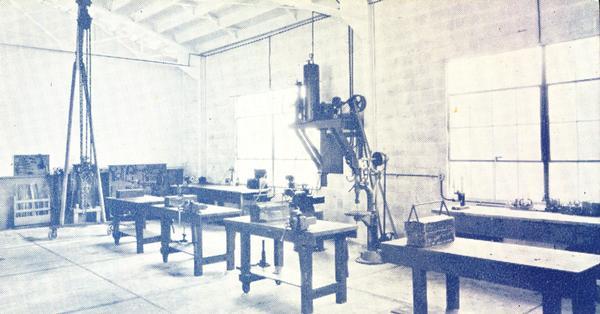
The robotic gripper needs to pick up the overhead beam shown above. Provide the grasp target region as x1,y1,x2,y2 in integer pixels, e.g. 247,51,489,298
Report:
195,10,316,54
131,0,179,23
175,6,275,44
154,2,228,34
88,4,191,61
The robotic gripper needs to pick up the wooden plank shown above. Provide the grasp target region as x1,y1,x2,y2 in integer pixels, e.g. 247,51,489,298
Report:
383,238,600,273
445,204,600,226
223,216,357,239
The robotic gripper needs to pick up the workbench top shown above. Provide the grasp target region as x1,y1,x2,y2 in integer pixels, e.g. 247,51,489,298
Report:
106,195,165,204
441,204,600,226
151,203,241,219
172,184,269,194
382,237,600,273
223,216,357,238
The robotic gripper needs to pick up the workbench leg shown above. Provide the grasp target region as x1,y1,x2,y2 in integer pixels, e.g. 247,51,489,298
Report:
298,245,314,314
446,274,460,310
160,216,171,263
412,268,428,314
334,236,348,304
112,213,121,245
274,239,284,268
572,278,595,314
239,194,245,214
240,232,251,293
135,209,145,254
226,227,236,271
315,212,325,251
541,293,561,314
192,222,203,276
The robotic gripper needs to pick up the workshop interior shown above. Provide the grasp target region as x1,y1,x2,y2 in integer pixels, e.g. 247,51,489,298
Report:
0,0,599,313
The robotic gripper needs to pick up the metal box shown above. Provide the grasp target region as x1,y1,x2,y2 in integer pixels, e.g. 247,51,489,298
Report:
405,215,455,247
164,194,196,208
249,201,290,223
116,188,144,199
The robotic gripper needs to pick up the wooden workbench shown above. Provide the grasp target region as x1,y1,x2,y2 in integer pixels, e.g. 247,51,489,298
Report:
438,205,600,253
150,204,241,276
105,195,165,253
222,216,357,314
172,184,269,211
381,237,600,314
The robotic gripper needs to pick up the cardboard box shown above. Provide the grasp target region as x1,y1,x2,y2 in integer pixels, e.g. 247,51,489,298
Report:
405,215,455,247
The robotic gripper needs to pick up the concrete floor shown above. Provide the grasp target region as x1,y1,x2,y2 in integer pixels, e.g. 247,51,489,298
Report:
0,221,596,313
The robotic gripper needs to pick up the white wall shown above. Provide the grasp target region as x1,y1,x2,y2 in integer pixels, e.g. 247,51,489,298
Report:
0,45,199,176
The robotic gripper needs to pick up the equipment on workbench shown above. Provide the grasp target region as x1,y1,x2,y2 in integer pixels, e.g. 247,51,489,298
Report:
249,201,289,223
283,176,324,217
50,0,105,240
510,198,534,210
289,208,317,232
246,169,268,189
439,174,468,210
293,55,398,264
407,200,455,247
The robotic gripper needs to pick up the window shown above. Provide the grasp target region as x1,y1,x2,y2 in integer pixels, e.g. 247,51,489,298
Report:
447,36,600,203
234,88,319,190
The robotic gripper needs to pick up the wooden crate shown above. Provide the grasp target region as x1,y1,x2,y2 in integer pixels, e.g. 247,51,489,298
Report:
405,215,455,247
14,183,51,227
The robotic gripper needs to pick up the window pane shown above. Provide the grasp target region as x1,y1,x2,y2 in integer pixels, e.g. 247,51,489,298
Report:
469,95,493,127
467,163,494,199
546,36,600,84
448,95,471,128
495,163,518,200
469,127,494,159
548,84,577,123
549,163,578,201
234,159,273,184
516,87,540,125
550,122,577,160
449,128,471,160
517,125,541,160
493,126,518,160
236,116,272,159
273,160,318,188
492,90,517,126
577,121,600,160
447,47,541,94
575,80,600,122
517,163,544,201
579,163,600,201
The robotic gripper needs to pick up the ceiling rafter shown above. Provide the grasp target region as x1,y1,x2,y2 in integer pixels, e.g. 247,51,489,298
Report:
175,5,275,44
131,0,179,23
153,2,228,34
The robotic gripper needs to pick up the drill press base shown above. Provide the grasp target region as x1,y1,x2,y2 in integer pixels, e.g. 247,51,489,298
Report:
355,249,383,265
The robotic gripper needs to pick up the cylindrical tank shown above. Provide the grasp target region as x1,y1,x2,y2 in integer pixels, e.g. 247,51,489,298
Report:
303,61,320,121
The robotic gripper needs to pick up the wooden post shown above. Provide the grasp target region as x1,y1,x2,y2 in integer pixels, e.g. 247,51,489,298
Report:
134,207,145,254
412,268,428,314
59,60,78,227
298,244,314,314
160,215,171,263
225,227,236,270
446,274,460,310
334,236,348,304
192,221,204,276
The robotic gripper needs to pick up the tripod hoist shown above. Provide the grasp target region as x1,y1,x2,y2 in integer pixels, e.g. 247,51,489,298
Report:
49,0,106,239
294,56,398,264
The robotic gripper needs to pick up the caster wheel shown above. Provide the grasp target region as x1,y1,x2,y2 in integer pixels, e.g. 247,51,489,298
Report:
275,280,282,285
48,228,57,240
242,283,250,294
